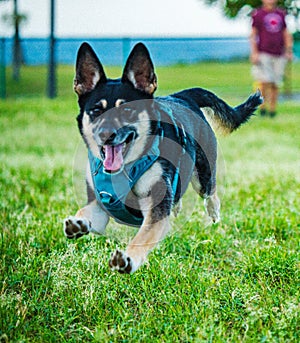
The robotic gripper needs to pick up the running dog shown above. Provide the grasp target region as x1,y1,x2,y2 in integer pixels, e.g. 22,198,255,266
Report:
64,42,262,273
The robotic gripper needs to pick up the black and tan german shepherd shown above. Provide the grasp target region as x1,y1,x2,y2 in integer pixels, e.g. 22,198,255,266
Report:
64,42,262,273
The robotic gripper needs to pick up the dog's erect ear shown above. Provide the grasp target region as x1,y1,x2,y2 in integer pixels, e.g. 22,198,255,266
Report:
122,43,157,95
74,42,107,96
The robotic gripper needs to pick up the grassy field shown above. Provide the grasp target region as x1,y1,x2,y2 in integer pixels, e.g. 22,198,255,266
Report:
1,61,299,342
5,60,300,99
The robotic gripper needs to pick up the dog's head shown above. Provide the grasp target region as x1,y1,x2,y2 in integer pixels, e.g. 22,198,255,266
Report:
74,42,158,173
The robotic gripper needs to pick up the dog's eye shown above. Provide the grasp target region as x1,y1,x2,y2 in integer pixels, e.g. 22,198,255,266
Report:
88,107,104,120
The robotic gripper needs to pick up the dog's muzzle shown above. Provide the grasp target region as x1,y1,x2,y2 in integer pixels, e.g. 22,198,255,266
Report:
98,130,136,173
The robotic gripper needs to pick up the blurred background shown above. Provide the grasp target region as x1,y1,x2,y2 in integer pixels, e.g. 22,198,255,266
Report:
0,0,300,98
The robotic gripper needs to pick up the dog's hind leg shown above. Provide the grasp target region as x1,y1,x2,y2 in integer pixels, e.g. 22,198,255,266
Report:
203,192,220,223
192,172,220,224
64,199,109,239
191,148,220,223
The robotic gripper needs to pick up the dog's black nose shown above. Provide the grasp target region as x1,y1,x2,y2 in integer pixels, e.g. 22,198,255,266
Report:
98,128,117,143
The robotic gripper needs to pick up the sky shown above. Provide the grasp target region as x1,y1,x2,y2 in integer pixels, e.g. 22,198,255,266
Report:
0,0,253,38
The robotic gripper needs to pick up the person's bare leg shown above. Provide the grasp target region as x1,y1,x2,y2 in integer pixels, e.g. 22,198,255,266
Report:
260,82,269,114
269,83,278,116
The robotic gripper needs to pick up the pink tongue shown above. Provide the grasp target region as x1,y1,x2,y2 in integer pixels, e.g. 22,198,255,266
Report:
103,144,124,171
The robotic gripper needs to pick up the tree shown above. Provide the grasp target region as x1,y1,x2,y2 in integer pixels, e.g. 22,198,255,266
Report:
1,0,27,80
203,0,300,31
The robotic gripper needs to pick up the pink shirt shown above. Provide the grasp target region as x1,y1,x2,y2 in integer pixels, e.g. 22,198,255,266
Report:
252,7,287,56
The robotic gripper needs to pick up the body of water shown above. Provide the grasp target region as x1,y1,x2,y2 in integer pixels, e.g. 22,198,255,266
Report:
1,37,250,66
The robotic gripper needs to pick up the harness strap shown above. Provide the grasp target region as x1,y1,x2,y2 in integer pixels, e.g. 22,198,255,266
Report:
89,102,187,227
158,102,187,200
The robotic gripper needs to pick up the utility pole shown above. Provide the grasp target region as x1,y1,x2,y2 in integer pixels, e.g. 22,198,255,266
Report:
0,38,6,98
12,0,21,81
47,0,56,98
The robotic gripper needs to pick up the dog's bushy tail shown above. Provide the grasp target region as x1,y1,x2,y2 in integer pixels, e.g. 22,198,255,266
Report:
172,88,263,134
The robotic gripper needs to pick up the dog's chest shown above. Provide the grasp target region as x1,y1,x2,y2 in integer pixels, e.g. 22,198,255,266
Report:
88,150,160,226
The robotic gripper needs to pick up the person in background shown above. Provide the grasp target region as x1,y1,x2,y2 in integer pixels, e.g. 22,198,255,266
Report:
250,0,293,117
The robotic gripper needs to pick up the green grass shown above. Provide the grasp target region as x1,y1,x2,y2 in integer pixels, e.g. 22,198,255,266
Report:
5,60,300,99
1,62,299,342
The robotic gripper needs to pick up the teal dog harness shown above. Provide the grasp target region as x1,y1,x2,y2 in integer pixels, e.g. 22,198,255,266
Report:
88,137,161,226
88,104,187,227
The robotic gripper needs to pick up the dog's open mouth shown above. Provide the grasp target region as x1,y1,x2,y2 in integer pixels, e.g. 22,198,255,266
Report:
100,133,135,173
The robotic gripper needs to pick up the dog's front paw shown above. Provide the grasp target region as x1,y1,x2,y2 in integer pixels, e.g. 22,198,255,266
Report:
64,216,91,239
109,250,133,274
